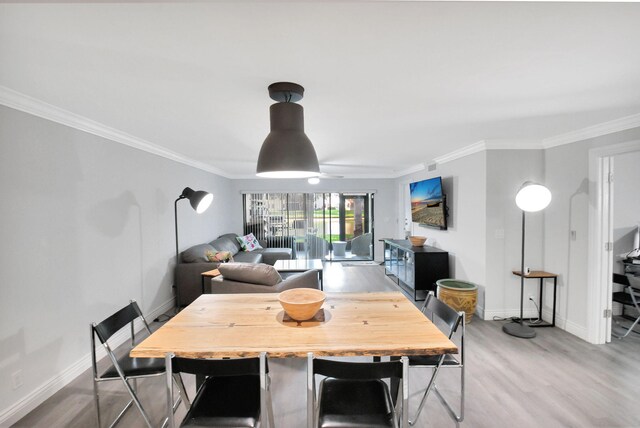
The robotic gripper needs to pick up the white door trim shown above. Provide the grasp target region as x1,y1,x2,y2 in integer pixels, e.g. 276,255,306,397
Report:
587,140,640,344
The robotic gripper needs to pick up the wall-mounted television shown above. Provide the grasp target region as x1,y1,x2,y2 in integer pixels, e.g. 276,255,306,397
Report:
409,177,447,230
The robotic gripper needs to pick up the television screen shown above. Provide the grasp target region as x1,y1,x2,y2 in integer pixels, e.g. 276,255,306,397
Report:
409,177,447,229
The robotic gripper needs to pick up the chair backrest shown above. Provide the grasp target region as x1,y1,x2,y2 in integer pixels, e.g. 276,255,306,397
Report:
93,301,144,344
170,356,264,377
312,358,403,380
420,294,462,339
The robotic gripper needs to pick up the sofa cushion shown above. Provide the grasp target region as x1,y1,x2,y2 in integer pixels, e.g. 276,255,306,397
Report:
218,262,282,286
236,233,263,252
181,244,216,263
233,252,263,264
210,234,242,256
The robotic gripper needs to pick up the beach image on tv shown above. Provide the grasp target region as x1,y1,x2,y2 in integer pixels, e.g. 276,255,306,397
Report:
410,179,445,226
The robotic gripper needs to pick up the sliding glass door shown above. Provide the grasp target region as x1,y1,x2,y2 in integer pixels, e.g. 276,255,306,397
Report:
243,192,374,261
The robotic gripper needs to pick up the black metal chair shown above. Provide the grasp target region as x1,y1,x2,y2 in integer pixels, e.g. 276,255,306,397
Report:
612,273,640,339
307,353,409,428
165,352,274,428
91,300,180,427
408,294,465,426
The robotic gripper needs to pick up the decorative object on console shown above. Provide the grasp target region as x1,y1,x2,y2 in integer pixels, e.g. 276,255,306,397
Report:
174,187,213,312
256,82,320,178
409,235,427,247
503,181,552,339
236,232,263,252
278,288,325,321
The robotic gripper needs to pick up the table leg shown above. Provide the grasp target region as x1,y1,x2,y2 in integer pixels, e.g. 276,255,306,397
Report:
538,278,544,322
201,276,205,295
319,270,323,291
307,353,314,428
552,277,557,327
390,356,400,406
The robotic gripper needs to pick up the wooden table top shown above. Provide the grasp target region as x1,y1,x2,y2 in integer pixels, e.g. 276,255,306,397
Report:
512,270,558,278
131,292,457,359
201,268,221,278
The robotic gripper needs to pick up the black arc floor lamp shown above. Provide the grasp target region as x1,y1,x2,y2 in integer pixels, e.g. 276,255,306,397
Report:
503,181,552,339
174,187,213,312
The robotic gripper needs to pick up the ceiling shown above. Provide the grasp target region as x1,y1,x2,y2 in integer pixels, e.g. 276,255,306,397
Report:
1,1,640,178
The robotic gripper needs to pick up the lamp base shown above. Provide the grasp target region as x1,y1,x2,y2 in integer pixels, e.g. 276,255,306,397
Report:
502,321,537,339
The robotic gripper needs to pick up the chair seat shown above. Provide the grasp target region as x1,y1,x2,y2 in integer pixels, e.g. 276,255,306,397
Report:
409,354,459,367
101,353,165,379
318,379,395,428
182,375,260,428
613,291,639,307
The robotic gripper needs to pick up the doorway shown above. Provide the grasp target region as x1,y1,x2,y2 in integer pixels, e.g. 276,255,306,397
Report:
588,140,640,344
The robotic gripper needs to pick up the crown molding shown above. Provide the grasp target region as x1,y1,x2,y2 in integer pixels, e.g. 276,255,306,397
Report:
542,112,640,149
483,139,543,150
0,86,234,178
433,141,487,165
391,163,425,178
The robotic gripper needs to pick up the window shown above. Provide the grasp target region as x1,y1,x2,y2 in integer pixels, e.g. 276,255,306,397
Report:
242,192,374,261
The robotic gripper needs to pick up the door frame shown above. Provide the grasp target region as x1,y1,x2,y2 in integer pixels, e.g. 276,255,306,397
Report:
587,140,640,344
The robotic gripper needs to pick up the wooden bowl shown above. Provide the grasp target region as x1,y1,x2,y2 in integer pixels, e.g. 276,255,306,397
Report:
409,236,427,247
278,288,326,321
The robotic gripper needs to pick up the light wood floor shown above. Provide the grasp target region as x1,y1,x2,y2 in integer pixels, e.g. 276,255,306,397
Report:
14,263,640,427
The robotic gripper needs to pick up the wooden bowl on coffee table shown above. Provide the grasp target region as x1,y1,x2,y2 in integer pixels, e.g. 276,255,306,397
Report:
278,289,326,321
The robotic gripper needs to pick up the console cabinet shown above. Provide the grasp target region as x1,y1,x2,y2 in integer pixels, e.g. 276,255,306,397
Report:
383,239,449,300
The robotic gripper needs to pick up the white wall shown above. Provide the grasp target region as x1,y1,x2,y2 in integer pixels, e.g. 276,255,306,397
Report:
0,106,234,423
397,151,488,314
229,178,397,261
484,149,546,319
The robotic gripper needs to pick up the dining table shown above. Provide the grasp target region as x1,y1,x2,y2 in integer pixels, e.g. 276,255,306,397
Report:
131,291,458,427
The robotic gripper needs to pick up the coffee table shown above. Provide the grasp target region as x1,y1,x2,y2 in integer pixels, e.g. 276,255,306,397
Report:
274,258,324,290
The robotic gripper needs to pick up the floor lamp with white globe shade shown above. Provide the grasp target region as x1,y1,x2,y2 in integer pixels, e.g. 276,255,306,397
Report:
503,181,552,339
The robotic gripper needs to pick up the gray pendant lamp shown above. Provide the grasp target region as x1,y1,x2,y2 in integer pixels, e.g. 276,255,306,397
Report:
256,82,320,178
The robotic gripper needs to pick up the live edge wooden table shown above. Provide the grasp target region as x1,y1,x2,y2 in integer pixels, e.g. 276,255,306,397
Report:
512,270,558,327
131,292,457,427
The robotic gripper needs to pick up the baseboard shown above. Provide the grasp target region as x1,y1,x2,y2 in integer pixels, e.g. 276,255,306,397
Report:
0,298,174,427
482,307,588,341
482,308,540,320
541,308,588,341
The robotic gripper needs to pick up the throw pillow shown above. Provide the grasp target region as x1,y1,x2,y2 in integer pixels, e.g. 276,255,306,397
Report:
181,244,216,263
236,233,263,252
206,250,234,263
218,262,282,286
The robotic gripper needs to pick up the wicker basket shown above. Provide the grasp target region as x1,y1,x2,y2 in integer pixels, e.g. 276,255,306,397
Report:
436,279,478,324
409,236,427,247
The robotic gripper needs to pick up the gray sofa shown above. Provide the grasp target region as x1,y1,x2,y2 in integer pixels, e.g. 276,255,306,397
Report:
209,264,320,294
175,233,294,306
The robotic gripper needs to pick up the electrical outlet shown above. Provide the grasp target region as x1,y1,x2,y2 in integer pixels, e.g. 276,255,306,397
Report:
528,295,535,302
12,370,23,390
570,230,577,241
